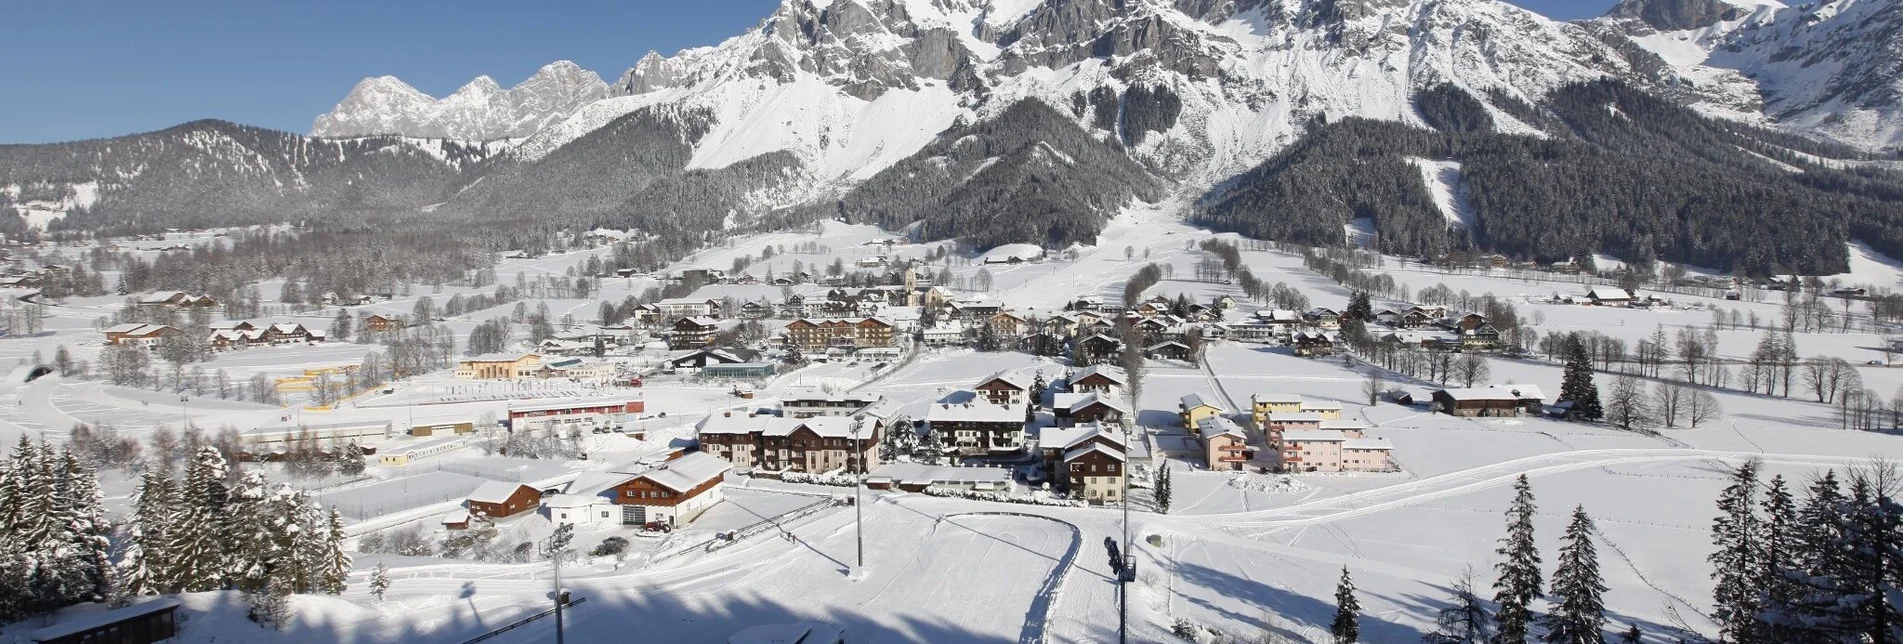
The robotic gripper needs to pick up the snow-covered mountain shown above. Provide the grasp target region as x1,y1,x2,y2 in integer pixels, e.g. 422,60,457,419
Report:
499,0,1750,190
1605,0,1903,149
311,61,608,141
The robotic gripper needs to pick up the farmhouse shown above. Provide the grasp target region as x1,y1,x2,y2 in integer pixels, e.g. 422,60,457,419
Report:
605,452,732,527
1038,421,1127,498
103,323,179,348
1051,392,1128,427
666,347,754,373
924,396,1025,455
1292,331,1335,356
1068,364,1127,394
974,371,1034,408
466,481,541,519
1432,388,1525,417
362,314,406,333
1587,287,1634,306
137,291,216,307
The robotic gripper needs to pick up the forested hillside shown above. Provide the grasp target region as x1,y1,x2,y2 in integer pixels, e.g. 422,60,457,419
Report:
825,100,1164,250
1194,81,1903,275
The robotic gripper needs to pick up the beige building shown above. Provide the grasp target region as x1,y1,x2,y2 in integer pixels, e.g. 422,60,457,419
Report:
1278,430,1393,473
1249,394,1343,427
455,353,543,380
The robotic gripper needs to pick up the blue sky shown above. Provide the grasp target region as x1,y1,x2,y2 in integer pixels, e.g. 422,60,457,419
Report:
0,0,1616,144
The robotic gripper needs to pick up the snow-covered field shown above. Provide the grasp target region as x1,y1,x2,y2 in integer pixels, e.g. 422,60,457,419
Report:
1,202,1900,643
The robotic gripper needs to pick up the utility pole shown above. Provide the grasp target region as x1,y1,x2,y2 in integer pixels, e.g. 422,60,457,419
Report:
543,523,574,644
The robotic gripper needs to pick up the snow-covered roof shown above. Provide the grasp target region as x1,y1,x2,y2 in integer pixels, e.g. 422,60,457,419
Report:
467,481,532,505
1196,416,1245,439
542,494,602,509
977,370,1032,390
925,398,1022,424
1344,438,1394,451
1281,430,1349,443
464,352,537,363
1039,422,1125,451
1487,384,1547,401
1266,412,1325,424
762,416,860,438
441,510,471,524
1052,392,1128,414
1318,419,1366,431
631,453,731,493
1588,286,1632,300
1435,388,1521,402
697,413,772,435
28,598,182,641
659,297,718,306
1180,393,1224,412
1071,364,1127,385
1251,393,1303,405
1303,400,1343,411
781,386,880,404
1064,442,1126,463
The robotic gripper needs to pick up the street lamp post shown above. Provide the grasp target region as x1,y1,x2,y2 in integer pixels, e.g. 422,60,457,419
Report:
851,417,865,577
179,396,189,430
542,523,575,644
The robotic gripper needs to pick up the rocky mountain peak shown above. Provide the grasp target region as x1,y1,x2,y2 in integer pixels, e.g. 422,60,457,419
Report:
1604,0,1749,31
312,62,607,141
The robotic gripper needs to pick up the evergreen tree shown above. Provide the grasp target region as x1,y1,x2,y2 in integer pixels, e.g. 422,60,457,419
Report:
1333,566,1362,643
1542,506,1607,644
1347,290,1374,323
118,468,176,596
167,447,230,592
1156,465,1172,514
1559,334,1603,421
1827,475,1900,642
1709,460,1763,643
1769,471,1851,640
1754,474,1803,642
1493,475,1543,644
1424,568,1494,644
61,451,113,604
369,561,390,602
317,507,351,594
224,471,274,593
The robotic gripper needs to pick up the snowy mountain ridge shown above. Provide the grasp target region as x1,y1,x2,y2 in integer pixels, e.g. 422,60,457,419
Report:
1606,0,1903,149
311,61,608,141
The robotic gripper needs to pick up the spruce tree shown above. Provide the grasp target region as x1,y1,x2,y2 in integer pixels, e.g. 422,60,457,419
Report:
1333,566,1361,643
1493,475,1543,644
1424,568,1493,644
1542,506,1607,644
0,443,24,623
1772,471,1851,639
1156,465,1172,514
61,451,113,604
119,468,176,596
1754,474,1803,642
318,507,351,594
1829,475,1899,642
1709,460,1762,643
168,447,231,592
1559,334,1603,421
369,561,390,602
224,471,274,593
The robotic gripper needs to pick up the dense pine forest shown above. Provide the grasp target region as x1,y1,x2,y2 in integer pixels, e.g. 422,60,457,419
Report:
1194,81,1903,275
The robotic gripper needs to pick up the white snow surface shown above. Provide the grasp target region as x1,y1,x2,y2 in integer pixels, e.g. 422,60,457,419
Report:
1407,157,1475,229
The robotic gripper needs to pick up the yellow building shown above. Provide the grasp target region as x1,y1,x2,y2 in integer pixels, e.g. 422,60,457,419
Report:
1250,394,1343,426
455,353,543,380
1178,393,1226,432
